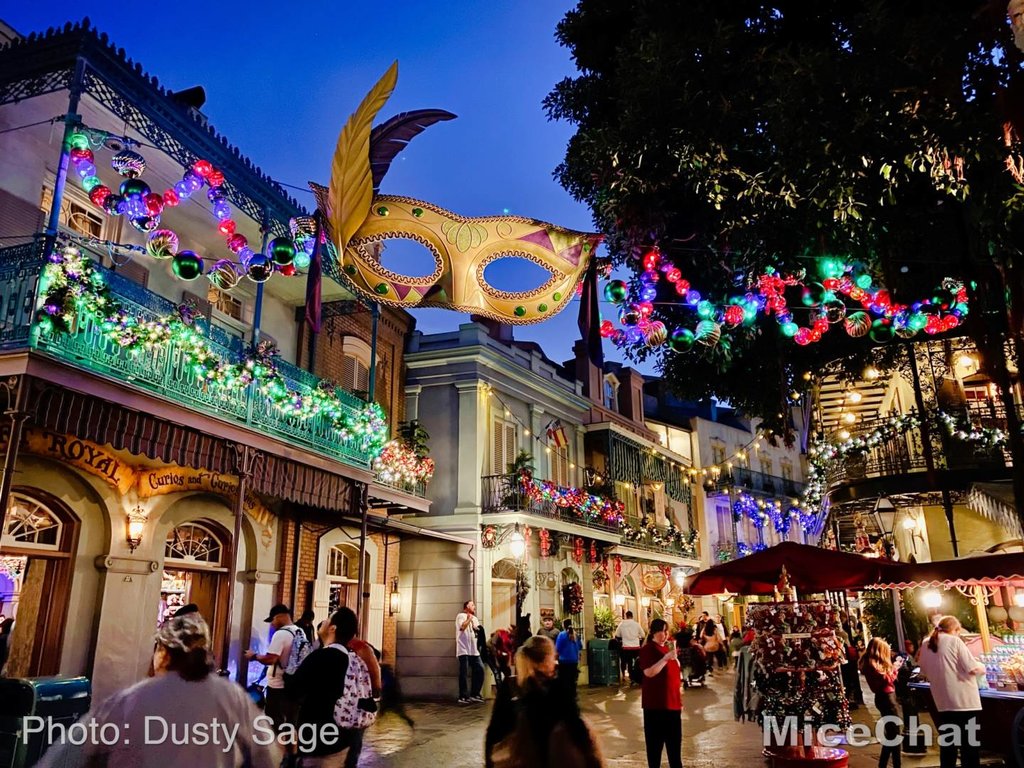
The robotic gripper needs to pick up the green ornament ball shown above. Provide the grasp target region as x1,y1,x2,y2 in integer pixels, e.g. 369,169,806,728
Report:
603,280,628,305
171,250,203,281
869,321,893,344
668,327,695,353
268,237,296,266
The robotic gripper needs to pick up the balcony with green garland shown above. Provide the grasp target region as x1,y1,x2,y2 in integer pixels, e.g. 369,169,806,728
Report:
0,238,402,479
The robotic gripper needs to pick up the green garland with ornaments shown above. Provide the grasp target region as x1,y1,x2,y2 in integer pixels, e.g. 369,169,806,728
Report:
36,245,388,454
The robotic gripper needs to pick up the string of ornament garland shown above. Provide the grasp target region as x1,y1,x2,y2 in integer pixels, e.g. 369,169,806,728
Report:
37,245,388,454
66,128,314,287
732,493,821,537
517,469,625,525
599,246,970,354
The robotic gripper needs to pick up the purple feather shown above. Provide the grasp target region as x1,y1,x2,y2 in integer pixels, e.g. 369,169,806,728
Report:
369,109,456,192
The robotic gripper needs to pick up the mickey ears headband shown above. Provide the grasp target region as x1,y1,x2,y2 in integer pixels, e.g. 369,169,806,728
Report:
312,63,602,325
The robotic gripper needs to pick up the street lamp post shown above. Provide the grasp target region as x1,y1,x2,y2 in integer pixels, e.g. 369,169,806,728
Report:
873,497,898,559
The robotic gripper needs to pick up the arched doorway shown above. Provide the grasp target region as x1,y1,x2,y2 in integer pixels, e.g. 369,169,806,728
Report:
492,558,518,632
160,520,230,658
325,542,370,614
614,575,638,623
1,490,79,676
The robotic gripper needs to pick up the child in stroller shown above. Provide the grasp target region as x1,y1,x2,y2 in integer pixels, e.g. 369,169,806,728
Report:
675,628,707,688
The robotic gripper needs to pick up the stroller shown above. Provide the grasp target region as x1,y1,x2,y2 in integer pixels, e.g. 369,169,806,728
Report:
675,632,707,688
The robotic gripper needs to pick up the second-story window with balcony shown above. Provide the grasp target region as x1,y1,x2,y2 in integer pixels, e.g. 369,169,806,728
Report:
340,337,373,397
711,441,726,466
207,285,245,322
550,445,572,487
492,418,518,475
40,184,108,240
760,457,774,477
603,374,619,412
780,461,794,481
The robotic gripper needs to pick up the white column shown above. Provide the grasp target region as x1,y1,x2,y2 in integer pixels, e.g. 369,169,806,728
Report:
404,384,422,422
574,426,586,488
455,381,486,514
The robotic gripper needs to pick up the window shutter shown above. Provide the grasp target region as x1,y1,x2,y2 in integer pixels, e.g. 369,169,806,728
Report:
115,260,150,288
504,422,516,474
312,578,332,615
492,420,504,474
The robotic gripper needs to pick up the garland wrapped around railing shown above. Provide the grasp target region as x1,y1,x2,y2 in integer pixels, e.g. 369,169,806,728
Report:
935,409,1009,450
619,518,699,558
517,469,625,525
36,245,389,454
373,440,435,484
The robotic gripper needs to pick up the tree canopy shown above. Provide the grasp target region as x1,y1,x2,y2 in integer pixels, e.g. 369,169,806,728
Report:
546,0,1024,436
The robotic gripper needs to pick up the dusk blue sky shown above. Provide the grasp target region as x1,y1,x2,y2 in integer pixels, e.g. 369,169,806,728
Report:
5,2,650,374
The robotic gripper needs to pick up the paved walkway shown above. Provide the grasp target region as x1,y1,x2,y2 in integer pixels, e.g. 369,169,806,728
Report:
356,668,988,768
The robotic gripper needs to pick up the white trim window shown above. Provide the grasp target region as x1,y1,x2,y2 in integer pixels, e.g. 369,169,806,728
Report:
340,337,373,395
2,494,62,551
603,374,619,412
165,522,224,567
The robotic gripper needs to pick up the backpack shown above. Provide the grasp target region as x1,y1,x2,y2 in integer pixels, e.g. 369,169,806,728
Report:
331,643,377,730
279,626,312,679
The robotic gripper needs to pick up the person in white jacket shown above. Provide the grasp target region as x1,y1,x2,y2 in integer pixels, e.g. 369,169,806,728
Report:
915,616,984,768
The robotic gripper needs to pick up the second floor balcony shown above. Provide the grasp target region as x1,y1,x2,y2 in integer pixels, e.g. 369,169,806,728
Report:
709,466,805,498
481,472,699,559
0,239,426,497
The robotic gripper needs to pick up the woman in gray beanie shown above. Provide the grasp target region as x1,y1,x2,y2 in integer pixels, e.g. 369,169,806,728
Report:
39,614,281,768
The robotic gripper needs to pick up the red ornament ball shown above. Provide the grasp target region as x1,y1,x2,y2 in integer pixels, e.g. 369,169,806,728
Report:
89,185,111,208
218,220,237,236
794,328,812,346
162,188,180,207
599,319,615,338
144,193,164,216
278,263,297,277
192,159,214,177
724,305,745,326
675,279,690,296
227,233,248,253
206,169,225,187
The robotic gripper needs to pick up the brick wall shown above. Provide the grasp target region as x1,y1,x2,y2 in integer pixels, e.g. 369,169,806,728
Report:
296,303,414,431
276,519,400,664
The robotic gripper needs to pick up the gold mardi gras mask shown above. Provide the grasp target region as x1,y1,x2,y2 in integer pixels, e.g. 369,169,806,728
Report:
311,63,601,325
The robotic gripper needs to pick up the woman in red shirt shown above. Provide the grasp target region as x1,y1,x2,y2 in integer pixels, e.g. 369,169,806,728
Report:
639,618,682,768
858,637,904,768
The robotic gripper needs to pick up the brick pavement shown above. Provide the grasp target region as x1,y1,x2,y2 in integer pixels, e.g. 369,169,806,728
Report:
355,667,996,768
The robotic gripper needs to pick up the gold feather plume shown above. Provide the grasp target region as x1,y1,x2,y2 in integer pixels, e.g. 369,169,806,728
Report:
328,61,399,252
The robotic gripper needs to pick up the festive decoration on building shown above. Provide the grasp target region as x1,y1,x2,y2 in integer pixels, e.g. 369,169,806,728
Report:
37,246,389,454
600,246,969,355
539,528,551,558
573,536,585,564
0,556,25,580
619,518,699,558
588,540,598,564
935,409,1009,450
562,581,584,615
372,440,435,485
311,63,601,324
592,566,610,589
613,555,622,577
517,470,625,525
482,525,497,548
68,130,303,286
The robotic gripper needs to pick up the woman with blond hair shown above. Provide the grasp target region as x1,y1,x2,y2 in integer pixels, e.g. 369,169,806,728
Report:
484,635,603,768
915,616,985,768
858,637,904,768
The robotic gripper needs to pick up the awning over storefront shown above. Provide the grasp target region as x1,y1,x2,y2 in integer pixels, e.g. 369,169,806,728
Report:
31,380,360,511
684,541,904,595
866,551,1024,589
967,482,1022,537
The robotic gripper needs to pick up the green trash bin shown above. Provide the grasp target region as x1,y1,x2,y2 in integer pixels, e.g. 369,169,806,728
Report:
587,639,620,686
0,676,91,768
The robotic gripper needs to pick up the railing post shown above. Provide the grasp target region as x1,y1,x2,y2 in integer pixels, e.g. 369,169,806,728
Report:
43,58,86,261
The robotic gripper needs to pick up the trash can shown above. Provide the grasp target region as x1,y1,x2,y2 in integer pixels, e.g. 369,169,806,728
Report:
0,677,91,768
587,639,620,686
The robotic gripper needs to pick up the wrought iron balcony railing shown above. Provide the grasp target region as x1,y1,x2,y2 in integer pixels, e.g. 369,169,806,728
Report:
0,239,423,486
709,467,805,498
481,473,699,558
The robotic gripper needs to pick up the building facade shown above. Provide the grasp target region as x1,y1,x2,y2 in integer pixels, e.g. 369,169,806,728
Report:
403,320,698,696
0,19,435,703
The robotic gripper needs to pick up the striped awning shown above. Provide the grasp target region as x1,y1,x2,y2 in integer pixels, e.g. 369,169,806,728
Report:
30,381,357,512
866,551,1024,589
967,482,1022,537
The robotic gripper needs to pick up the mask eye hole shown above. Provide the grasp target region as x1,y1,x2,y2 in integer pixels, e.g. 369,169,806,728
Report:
354,237,442,282
481,255,555,297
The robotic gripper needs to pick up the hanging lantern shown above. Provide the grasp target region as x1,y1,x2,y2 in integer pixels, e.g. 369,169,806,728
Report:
614,555,622,577
146,229,179,260
573,537,584,564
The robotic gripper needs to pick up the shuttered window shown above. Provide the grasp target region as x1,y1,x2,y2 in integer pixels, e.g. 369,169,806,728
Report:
550,446,571,486
491,419,517,475
341,355,371,395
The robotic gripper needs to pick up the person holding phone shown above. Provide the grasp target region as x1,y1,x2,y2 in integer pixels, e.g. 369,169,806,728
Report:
639,618,682,768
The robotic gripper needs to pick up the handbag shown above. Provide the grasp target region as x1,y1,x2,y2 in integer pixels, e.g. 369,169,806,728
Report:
246,666,267,709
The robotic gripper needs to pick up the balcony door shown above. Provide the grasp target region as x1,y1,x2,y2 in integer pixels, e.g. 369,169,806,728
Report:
491,419,518,476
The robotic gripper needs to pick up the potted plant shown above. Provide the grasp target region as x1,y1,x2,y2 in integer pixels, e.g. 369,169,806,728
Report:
501,450,535,508
593,605,616,639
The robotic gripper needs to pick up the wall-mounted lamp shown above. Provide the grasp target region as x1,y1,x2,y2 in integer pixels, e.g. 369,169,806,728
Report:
389,577,402,616
508,523,526,560
922,589,943,610
126,507,146,553
613,594,626,607
640,595,652,608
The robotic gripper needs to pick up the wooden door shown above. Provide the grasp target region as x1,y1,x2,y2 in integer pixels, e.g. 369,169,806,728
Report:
492,580,515,633
188,570,225,663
